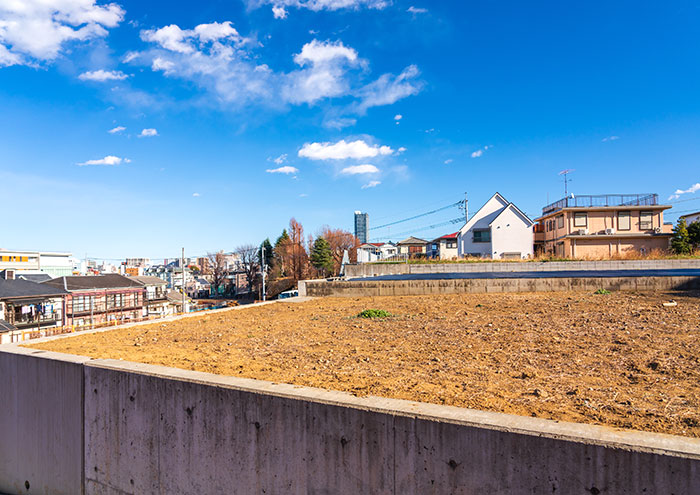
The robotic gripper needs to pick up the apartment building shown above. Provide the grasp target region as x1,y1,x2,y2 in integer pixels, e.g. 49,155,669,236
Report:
43,274,146,327
535,194,673,258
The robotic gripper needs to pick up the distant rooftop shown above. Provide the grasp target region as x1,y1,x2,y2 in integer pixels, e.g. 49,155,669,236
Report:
542,194,660,215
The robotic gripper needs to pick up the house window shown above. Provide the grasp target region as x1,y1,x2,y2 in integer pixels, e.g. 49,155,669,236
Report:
574,213,587,228
432,243,438,251
557,215,564,229
618,211,631,231
473,229,491,243
446,242,456,249
640,211,653,230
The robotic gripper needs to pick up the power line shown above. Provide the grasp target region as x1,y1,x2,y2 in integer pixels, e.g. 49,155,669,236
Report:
370,200,464,231
369,216,465,242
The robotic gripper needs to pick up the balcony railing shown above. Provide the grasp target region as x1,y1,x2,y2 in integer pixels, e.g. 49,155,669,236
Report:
542,194,659,215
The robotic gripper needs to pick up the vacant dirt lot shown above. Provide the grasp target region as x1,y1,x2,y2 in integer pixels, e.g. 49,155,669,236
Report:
30,291,700,437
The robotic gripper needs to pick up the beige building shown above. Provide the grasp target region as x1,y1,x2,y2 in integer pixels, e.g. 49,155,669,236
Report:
535,194,673,258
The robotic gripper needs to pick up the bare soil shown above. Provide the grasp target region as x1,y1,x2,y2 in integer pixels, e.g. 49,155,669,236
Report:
29,291,700,437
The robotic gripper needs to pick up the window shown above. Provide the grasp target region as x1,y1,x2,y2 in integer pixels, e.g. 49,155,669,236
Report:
557,215,564,229
72,295,94,313
574,213,587,227
640,211,653,230
446,242,456,249
473,229,491,243
432,243,438,251
618,211,631,231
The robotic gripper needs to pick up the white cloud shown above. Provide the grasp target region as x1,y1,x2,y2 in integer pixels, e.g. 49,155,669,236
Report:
354,65,422,113
471,145,491,158
602,135,620,142
108,126,126,134
397,146,406,153
668,182,700,200
78,155,130,166
299,193,308,197
299,139,394,160
266,165,299,174
192,192,201,197
272,154,288,164
361,180,381,189
248,0,390,15
78,69,128,81
139,128,158,137
394,114,402,120
0,0,124,67
272,5,288,18
132,23,422,113
444,158,453,164
340,164,379,175
407,6,427,14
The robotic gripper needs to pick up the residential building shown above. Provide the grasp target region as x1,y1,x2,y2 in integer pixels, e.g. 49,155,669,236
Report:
129,276,173,318
396,236,429,257
680,211,700,225
187,277,212,299
0,250,73,277
0,270,68,342
535,194,673,258
354,211,369,244
143,265,195,290
357,242,398,263
458,193,534,259
43,274,146,327
428,232,459,260
125,258,150,268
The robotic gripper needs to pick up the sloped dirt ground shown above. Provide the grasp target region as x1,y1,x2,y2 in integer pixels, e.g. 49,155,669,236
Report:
29,291,700,437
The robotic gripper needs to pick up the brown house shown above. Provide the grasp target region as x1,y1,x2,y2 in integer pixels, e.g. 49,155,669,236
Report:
43,274,146,327
535,194,673,258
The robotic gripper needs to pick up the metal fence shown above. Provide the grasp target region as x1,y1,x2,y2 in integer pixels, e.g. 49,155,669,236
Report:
542,194,659,215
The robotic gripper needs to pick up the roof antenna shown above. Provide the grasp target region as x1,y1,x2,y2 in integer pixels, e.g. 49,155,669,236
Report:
559,169,575,197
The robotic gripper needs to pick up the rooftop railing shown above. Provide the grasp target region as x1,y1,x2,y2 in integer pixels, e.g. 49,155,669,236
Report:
542,194,659,215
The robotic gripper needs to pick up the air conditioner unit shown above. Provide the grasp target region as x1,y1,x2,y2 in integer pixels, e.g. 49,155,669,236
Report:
605,228,615,235
575,229,588,235
654,227,662,234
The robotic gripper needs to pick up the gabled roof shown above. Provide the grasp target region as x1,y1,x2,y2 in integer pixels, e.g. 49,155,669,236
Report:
17,273,53,283
129,276,167,286
458,192,510,235
680,211,700,219
0,319,17,333
488,203,534,227
0,278,68,299
360,242,384,248
44,274,143,291
397,236,428,245
431,232,458,242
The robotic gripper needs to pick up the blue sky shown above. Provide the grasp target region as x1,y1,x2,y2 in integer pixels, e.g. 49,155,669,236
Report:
1,0,698,260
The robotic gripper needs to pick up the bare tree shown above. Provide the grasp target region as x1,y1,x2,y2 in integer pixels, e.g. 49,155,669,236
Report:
235,244,260,297
206,251,228,297
319,226,359,275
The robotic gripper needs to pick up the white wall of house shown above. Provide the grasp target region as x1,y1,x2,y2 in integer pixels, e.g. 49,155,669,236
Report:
458,194,510,257
490,206,534,259
682,213,700,225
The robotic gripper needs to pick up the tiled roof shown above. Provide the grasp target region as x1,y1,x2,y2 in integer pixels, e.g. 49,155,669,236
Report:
44,274,144,291
0,278,68,299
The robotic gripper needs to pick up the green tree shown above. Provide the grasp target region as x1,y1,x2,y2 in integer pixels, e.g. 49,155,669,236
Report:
688,221,700,249
258,238,273,268
671,218,692,254
310,237,334,276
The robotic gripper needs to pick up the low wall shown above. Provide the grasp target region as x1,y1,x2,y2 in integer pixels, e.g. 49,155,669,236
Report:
304,275,700,297
1,345,699,494
345,259,700,278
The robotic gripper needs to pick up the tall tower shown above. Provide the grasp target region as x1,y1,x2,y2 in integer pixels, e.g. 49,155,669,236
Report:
354,211,369,244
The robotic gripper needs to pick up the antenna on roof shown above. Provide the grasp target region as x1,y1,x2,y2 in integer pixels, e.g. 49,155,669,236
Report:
559,169,575,197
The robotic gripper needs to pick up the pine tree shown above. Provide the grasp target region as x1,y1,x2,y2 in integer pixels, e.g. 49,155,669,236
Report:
258,238,273,269
310,237,334,276
671,218,691,254
688,221,700,250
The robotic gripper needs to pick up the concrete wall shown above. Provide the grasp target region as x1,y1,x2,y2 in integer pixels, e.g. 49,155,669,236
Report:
304,275,700,298
2,343,700,494
345,258,700,278
0,347,88,495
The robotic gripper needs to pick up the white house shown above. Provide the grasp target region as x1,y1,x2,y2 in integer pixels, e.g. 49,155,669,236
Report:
427,232,459,260
680,211,700,225
458,193,534,259
357,242,398,263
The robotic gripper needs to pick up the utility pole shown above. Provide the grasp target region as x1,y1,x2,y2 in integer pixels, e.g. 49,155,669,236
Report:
261,246,266,302
464,192,469,222
181,247,186,314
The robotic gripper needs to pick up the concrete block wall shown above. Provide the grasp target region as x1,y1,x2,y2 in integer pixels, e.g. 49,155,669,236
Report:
304,275,700,298
344,259,700,278
1,345,699,494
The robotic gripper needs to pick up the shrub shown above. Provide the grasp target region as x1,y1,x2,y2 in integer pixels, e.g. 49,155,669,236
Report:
356,309,392,319
594,288,611,295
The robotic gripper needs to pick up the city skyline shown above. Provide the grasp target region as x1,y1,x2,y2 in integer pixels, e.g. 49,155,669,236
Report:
1,0,699,258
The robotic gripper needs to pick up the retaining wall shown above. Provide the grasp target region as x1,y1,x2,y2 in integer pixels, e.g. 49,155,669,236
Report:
302,275,700,298
1,345,699,494
345,259,700,278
